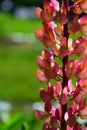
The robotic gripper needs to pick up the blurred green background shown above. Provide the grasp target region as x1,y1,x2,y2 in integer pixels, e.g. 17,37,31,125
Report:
0,0,46,130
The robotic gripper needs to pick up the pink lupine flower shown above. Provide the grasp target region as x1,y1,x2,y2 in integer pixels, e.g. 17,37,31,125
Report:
57,12,68,25
36,0,60,22
59,93,68,105
36,70,48,82
62,80,74,100
36,55,49,69
36,50,53,69
71,101,78,113
35,22,57,48
81,125,87,130
40,83,54,102
69,15,80,34
74,91,85,104
79,98,86,110
38,22,57,48
34,102,56,122
34,110,48,120
35,7,42,19
68,38,73,51
65,60,79,78
64,108,76,127
74,0,87,13
77,79,87,94
79,106,87,119
54,38,73,57
44,61,60,80
40,88,53,102
50,116,60,128
74,84,86,104
77,58,87,79
50,0,60,12
43,0,59,16
53,38,69,58
54,82,61,97
67,80,75,95
79,0,87,13
42,22,57,42
35,101,61,129
73,37,87,57
42,35,55,48
78,15,87,34
43,123,50,130
73,4,82,14
45,102,53,112
36,50,62,81
35,29,44,41
53,37,68,58
53,44,61,57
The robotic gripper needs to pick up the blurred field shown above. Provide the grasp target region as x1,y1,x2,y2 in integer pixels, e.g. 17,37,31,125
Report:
0,45,43,102
0,12,46,103
0,12,47,130
0,12,42,35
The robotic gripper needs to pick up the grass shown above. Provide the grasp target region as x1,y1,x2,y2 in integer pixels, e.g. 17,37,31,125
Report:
0,44,46,102
0,12,44,102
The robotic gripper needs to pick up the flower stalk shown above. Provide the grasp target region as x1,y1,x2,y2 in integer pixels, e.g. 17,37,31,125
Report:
61,0,69,129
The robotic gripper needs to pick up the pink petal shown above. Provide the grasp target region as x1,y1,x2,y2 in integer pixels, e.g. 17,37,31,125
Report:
35,7,42,19
55,109,61,120
35,29,44,41
50,116,60,128
74,91,85,104
47,83,54,97
36,56,48,69
81,125,87,130
70,22,80,34
50,0,60,12
36,70,48,82
59,93,68,105
67,114,76,127
42,36,54,48
55,82,61,96
79,98,86,110
80,1,87,13
59,45,68,58
72,102,78,113
40,88,53,102
44,68,57,79
80,106,87,119
57,12,68,25
43,123,50,130
41,11,54,22
45,102,52,112
34,110,48,120
78,15,87,25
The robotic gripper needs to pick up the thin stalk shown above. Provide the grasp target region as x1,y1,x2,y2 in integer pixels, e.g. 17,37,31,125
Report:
61,0,69,130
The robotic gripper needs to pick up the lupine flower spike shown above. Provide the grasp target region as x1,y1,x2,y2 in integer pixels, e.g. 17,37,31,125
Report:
35,0,87,130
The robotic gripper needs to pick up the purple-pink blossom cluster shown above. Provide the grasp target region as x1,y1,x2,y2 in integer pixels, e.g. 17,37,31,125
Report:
34,0,87,130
